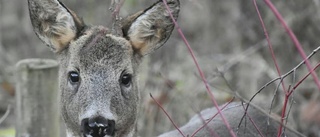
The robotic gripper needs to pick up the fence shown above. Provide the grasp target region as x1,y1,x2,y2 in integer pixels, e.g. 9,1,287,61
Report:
15,59,63,137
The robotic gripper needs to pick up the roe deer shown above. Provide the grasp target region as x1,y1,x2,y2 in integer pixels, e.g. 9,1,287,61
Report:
27,0,302,136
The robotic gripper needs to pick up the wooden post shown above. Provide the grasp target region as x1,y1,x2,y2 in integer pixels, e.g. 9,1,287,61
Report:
15,59,60,137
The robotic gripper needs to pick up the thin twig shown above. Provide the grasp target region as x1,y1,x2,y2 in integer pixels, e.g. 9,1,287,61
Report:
268,77,282,124
208,74,305,137
263,0,320,91
218,75,306,137
237,46,320,137
217,40,267,74
150,93,186,137
288,62,320,97
240,104,265,137
161,1,236,136
215,46,320,137
262,1,320,134
190,98,236,137
218,69,270,136
252,0,286,93
109,0,125,36
188,107,219,137
246,46,320,108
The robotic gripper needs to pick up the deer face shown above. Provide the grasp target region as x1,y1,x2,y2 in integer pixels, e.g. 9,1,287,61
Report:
28,0,179,136
58,26,139,136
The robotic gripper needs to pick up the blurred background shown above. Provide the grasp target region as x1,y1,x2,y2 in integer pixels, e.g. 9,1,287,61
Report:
1,0,320,136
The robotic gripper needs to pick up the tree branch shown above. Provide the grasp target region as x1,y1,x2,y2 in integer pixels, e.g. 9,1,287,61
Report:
109,0,126,36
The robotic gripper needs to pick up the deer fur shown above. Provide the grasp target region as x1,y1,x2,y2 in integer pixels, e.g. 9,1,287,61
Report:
159,102,302,137
28,0,303,137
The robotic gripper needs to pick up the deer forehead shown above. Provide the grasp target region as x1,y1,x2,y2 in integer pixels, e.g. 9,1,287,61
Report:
67,27,134,69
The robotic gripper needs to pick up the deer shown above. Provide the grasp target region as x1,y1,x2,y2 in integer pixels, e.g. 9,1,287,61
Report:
27,0,303,136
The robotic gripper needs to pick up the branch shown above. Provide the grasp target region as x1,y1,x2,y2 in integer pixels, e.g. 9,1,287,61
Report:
162,0,236,136
109,0,125,36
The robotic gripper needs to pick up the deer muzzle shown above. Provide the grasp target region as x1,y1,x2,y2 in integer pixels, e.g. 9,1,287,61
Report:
81,116,116,137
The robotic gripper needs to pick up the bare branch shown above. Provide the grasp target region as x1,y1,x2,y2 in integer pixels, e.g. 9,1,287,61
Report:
109,0,126,36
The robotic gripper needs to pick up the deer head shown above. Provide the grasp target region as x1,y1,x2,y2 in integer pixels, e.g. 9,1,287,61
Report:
27,0,180,136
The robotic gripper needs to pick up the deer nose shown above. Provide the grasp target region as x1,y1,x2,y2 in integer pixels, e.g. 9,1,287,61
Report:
81,116,115,137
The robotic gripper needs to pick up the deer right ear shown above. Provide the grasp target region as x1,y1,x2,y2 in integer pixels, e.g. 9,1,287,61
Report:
28,0,85,53
122,0,180,56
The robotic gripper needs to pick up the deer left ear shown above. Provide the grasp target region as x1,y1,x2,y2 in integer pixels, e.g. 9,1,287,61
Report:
122,0,180,56
28,0,85,53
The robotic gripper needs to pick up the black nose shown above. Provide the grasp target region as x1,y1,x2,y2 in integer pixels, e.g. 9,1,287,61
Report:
81,116,115,137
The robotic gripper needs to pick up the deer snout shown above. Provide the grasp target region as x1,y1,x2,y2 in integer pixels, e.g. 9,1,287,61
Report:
81,116,115,137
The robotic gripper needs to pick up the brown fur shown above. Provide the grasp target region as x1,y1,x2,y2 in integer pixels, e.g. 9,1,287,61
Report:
50,25,76,51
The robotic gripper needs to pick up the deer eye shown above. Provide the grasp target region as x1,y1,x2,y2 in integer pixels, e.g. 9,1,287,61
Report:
69,71,80,83
121,73,132,87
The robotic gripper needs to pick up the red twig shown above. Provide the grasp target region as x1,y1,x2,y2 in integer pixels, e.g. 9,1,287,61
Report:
278,63,320,136
190,110,219,137
278,86,291,136
263,0,320,90
252,0,286,92
277,62,320,136
161,1,236,136
240,104,265,137
150,93,186,137
262,1,320,136
288,62,320,96
190,99,235,137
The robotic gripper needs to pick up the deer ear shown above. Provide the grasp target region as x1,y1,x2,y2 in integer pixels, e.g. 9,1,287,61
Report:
123,0,180,56
28,0,85,53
